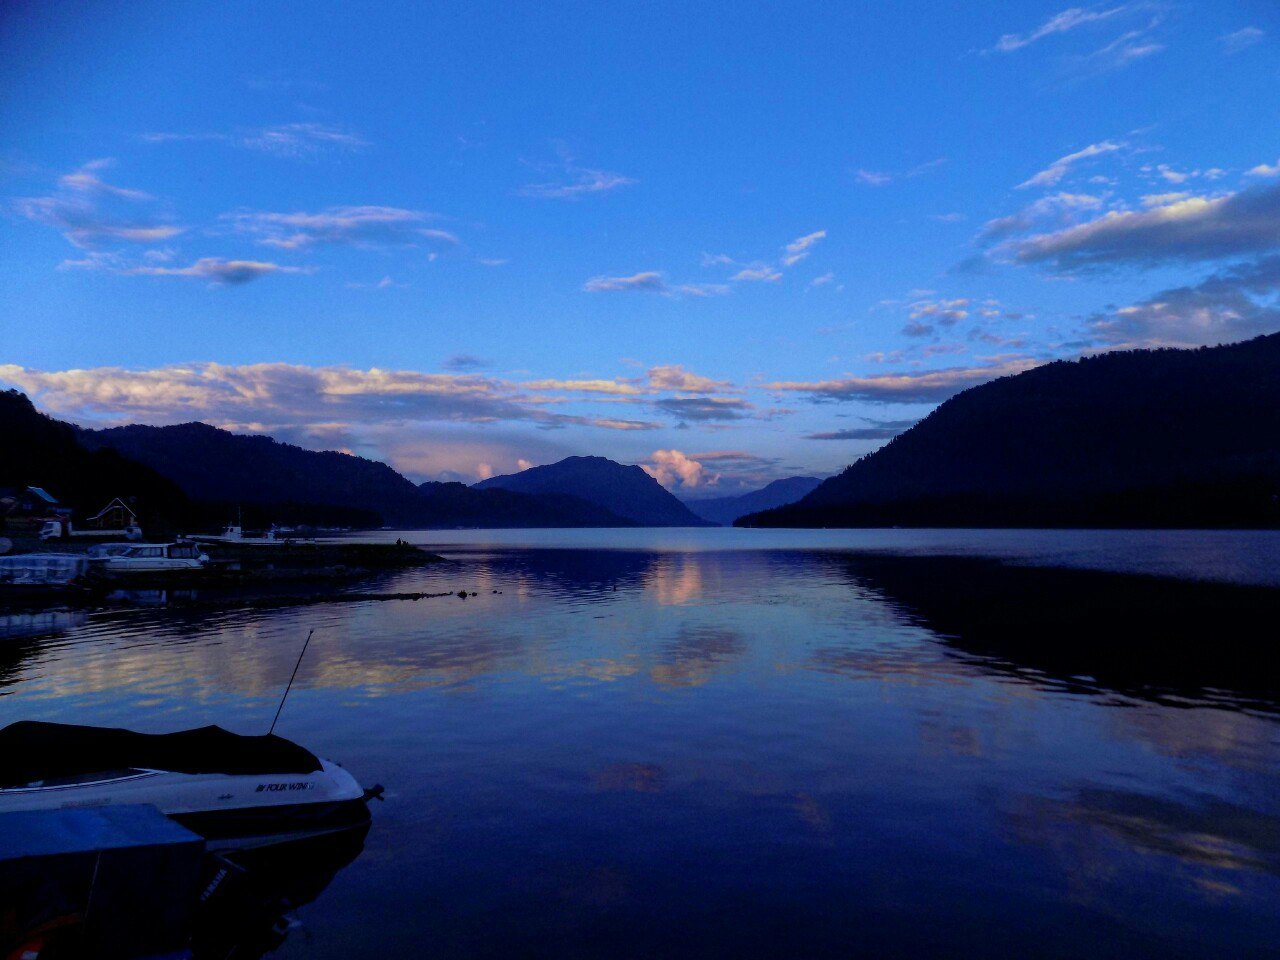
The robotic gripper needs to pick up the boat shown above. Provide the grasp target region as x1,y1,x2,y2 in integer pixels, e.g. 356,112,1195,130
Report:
0,721,382,849
90,540,210,575
0,553,93,594
191,523,314,547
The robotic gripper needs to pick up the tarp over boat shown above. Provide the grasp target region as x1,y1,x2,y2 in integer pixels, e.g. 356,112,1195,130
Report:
0,721,322,788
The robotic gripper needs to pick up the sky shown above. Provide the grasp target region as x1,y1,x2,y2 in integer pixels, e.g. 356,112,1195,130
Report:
2,0,1279,496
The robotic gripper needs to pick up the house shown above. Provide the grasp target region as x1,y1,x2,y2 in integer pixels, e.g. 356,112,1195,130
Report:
1,486,70,520
86,497,139,531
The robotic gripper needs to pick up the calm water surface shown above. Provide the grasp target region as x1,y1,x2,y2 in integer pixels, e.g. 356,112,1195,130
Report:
3,528,1279,958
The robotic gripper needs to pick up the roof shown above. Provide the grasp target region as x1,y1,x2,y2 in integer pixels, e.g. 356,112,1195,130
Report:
25,487,59,504
88,496,138,522
0,722,322,788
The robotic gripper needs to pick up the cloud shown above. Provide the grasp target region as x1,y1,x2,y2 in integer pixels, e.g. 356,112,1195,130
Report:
909,298,970,325
240,123,368,157
853,159,946,188
583,271,667,293
1073,25,1164,74
806,427,904,440
1219,27,1264,54
127,257,306,284
143,123,368,159
1018,141,1124,189
1246,160,1280,178
223,205,456,250
14,160,183,248
731,263,783,282
442,354,493,371
1009,181,1280,270
522,378,644,395
810,272,836,287
647,364,730,393
1086,255,1280,347
519,166,637,199
676,282,731,297
0,362,665,436
992,5,1129,53
979,192,1104,241
767,357,1042,404
782,230,827,266
640,449,711,489
654,397,752,421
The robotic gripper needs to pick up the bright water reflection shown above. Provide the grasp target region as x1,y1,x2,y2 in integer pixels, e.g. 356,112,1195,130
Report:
1,534,1278,958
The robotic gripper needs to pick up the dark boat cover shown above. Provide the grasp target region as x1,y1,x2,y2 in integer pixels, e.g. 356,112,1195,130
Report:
0,721,322,788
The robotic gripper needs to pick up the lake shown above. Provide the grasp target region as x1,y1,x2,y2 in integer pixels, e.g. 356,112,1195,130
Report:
3,528,1280,958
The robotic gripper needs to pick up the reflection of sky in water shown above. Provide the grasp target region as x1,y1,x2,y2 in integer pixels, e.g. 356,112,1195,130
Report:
1,539,1278,958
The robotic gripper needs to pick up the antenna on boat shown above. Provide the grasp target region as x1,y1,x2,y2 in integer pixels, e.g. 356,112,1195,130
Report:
269,628,314,736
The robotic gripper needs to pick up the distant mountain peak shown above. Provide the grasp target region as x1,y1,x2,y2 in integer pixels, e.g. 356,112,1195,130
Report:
475,455,713,526
683,476,824,525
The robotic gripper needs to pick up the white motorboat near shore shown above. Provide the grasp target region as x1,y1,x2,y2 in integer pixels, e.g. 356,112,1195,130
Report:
0,721,381,849
90,540,210,575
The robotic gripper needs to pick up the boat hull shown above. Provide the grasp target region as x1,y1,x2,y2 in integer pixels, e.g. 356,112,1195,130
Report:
0,758,369,850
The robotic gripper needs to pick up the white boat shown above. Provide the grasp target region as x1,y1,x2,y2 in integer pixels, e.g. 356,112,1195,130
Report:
0,721,381,849
0,553,92,590
191,524,312,546
91,541,209,575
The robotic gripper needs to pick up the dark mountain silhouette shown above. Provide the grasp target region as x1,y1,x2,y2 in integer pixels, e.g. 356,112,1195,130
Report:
77,418,639,528
475,456,714,526
740,334,1280,529
0,389,196,531
82,422,417,527
684,476,823,525
415,481,635,528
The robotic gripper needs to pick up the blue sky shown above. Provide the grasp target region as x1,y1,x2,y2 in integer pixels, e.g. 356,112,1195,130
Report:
3,1,1279,494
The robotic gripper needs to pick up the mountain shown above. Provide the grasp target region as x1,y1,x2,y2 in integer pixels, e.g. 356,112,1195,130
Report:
82,421,419,527
415,481,635,528
79,420,645,529
684,476,823,525
1,389,195,531
740,334,1280,529
474,456,715,526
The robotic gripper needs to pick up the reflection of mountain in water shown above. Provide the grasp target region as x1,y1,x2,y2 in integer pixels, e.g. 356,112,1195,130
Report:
462,548,663,601
829,554,1280,712
193,823,368,959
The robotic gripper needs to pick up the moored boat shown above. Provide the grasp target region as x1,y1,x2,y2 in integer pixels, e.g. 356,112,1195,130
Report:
0,721,381,850
0,553,92,595
90,540,210,575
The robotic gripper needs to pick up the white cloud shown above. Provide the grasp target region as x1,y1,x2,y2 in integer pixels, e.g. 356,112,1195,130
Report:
223,205,456,250
1219,26,1264,54
1008,181,1280,270
992,5,1129,53
640,449,712,489
519,167,636,200
767,356,1042,404
647,365,730,393
143,123,368,159
855,169,893,187
14,160,183,248
127,257,308,284
731,263,782,282
0,362,668,434
1018,141,1124,190
782,230,826,266
583,271,667,293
